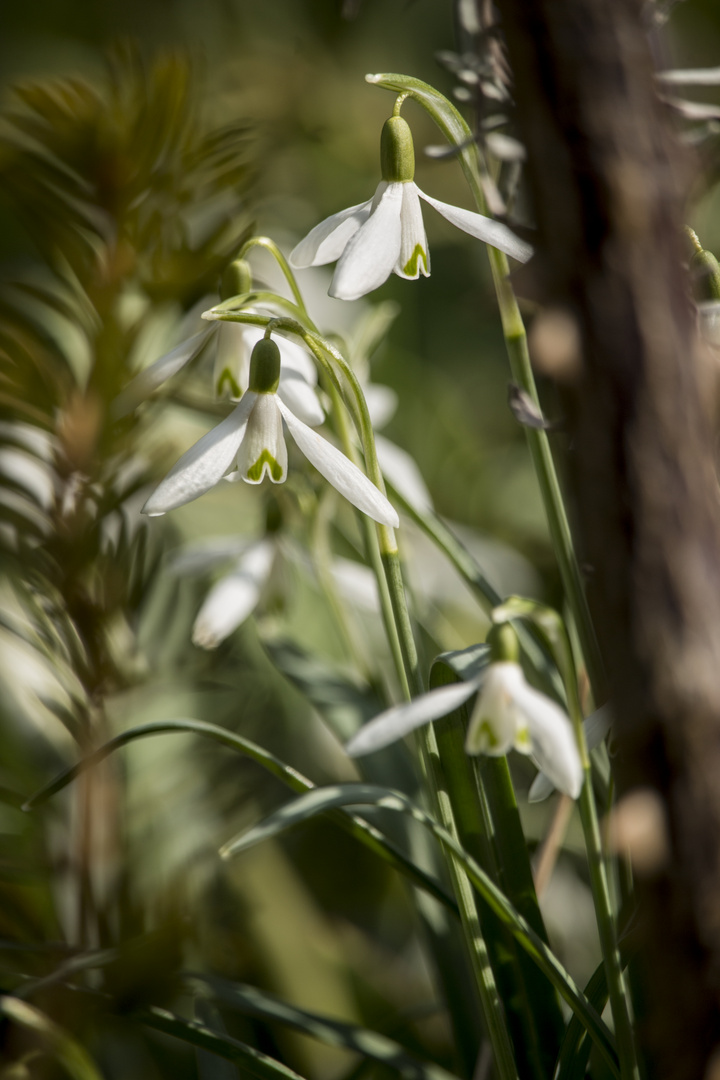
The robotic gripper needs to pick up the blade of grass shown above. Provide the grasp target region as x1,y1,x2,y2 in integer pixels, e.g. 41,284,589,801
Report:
22,719,457,915
191,974,466,1080
221,782,618,1078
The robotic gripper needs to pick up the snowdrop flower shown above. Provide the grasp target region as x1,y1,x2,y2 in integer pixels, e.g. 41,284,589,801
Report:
346,657,583,799
290,113,532,301
114,259,323,425
142,336,398,527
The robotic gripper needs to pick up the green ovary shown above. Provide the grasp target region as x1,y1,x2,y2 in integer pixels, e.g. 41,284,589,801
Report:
246,449,283,482
403,244,428,276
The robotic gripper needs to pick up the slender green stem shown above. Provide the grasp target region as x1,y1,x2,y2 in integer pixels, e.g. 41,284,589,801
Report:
562,651,639,1080
324,379,409,699
237,236,310,319
388,484,565,701
484,251,606,702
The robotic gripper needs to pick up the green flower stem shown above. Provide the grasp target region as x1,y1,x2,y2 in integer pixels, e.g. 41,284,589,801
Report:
484,251,606,703
323,378,410,700
366,74,606,704
236,237,310,319
387,484,565,701
210,291,309,323
562,656,639,1080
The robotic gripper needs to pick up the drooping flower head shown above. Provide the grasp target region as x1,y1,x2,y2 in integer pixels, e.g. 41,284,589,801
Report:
345,622,583,799
141,335,398,527
290,108,532,301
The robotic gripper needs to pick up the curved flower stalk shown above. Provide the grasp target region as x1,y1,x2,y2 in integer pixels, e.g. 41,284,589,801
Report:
142,337,399,527
346,659,583,798
290,110,532,301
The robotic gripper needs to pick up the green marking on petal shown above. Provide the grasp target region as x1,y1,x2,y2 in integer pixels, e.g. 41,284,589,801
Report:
515,725,532,752
246,450,284,482
216,367,242,398
403,244,428,276
474,719,499,751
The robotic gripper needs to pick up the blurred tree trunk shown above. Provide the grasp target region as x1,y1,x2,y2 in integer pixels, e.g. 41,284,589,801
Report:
493,0,720,1076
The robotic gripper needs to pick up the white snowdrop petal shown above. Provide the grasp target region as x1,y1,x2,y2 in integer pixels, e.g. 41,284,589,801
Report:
115,328,213,415
417,189,533,263
290,199,374,268
277,336,318,385
364,384,398,429
330,184,404,301
214,322,253,398
346,678,482,757
237,395,288,484
142,394,257,516
375,434,433,514
585,702,612,749
277,374,325,427
528,771,556,804
465,663,527,756
331,557,380,614
192,540,275,648
394,183,430,280
514,681,583,799
276,399,399,527
529,703,610,801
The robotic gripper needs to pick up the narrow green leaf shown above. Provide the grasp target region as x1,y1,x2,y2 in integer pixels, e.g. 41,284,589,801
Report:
22,719,457,914
221,783,619,1079
140,1006,308,1080
0,995,103,1080
193,974,464,1080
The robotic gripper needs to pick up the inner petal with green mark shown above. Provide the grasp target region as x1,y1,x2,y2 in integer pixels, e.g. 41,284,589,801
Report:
246,449,284,482
237,394,288,485
216,367,242,399
473,718,500,752
396,184,430,281
403,244,428,277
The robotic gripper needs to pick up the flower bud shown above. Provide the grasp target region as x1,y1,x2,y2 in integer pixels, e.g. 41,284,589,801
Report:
220,259,253,301
248,338,281,394
380,116,415,183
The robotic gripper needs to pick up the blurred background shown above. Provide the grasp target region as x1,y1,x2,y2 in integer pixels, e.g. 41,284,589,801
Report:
1,1,719,1078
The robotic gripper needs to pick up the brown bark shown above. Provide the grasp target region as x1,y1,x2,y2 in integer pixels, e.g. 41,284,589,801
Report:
493,0,720,1075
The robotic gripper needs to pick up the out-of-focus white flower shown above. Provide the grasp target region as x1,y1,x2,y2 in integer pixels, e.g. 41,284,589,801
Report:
346,661,583,799
192,539,276,649
290,115,532,301
142,338,398,527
